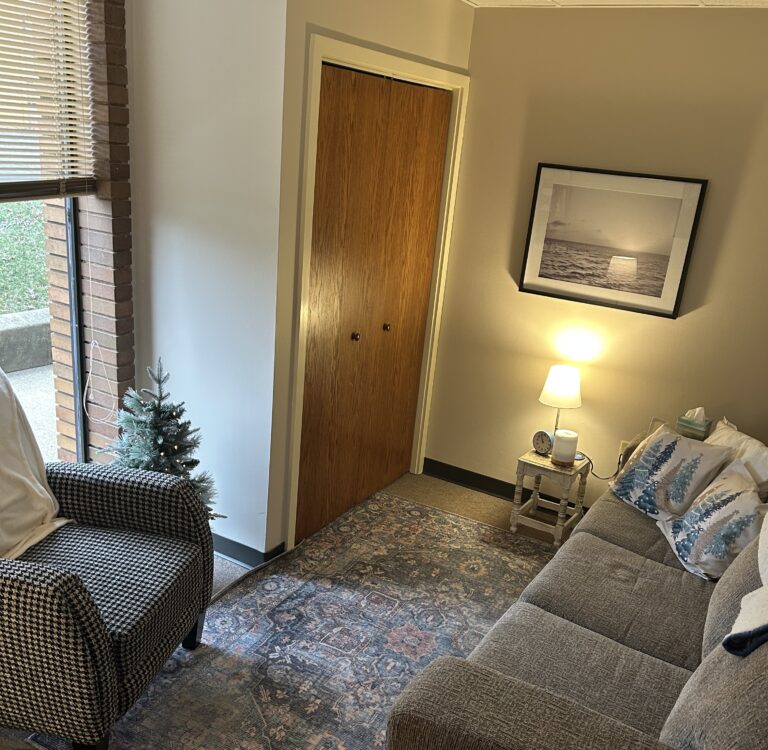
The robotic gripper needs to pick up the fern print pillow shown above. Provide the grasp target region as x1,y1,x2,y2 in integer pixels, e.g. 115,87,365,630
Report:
611,424,733,520
657,461,766,580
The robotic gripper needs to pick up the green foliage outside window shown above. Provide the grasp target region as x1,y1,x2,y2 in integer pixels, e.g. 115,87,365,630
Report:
0,201,48,315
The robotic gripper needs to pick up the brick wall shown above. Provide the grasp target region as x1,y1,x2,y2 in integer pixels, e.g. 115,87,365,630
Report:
45,0,134,462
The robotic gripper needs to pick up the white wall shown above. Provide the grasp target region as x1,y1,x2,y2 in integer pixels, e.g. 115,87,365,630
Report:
266,0,475,549
127,0,287,551
427,9,768,505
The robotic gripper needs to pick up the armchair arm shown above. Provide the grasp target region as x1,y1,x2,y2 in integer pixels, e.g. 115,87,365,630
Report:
388,657,669,750
46,462,214,608
0,559,118,743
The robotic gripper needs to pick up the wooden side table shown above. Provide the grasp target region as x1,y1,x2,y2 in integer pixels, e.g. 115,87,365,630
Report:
510,450,589,548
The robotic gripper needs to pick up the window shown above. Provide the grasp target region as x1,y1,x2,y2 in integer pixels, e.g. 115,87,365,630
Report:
0,0,95,199
0,197,85,460
0,0,96,460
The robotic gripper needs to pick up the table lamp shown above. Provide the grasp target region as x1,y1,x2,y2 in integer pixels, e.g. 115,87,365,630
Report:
539,364,581,433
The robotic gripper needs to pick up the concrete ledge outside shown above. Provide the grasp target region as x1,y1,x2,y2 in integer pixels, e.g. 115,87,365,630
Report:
0,308,52,373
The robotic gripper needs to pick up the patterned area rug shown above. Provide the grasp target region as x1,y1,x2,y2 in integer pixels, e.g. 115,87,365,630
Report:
12,493,552,750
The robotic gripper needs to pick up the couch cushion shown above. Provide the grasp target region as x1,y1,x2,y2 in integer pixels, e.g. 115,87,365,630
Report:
575,492,683,569
519,533,714,670
20,523,203,709
470,601,691,736
702,536,762,657
661,641,768,750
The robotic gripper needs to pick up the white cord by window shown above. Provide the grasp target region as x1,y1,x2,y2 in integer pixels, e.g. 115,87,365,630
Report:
83,338,117,425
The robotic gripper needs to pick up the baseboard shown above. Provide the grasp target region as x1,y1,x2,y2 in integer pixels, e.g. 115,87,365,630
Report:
422,458,558,509
212,534,285,568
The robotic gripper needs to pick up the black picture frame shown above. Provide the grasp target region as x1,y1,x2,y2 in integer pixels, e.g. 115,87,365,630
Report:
519,163,707,318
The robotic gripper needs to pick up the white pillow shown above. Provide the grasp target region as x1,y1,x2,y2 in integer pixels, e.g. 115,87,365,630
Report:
657,460,765,580
611,424,733,520
723,506,768,655
706,418,768,499
0,367,69,559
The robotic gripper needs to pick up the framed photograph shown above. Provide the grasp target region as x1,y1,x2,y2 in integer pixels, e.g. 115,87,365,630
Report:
520,164,707,318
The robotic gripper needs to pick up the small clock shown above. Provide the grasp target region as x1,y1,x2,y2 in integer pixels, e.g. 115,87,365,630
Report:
532,430,554,456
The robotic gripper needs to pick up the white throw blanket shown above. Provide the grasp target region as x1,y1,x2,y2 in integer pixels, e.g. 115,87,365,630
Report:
0,367,69,558
724,516,768,656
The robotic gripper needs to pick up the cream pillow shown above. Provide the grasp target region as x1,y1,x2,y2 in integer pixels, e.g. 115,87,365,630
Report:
706,418,768,499
611,424,733,520
657,461,766,580
724,510,768,655
0,367,69,559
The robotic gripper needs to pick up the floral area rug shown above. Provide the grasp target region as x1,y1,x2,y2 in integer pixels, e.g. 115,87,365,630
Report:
21,493,552,750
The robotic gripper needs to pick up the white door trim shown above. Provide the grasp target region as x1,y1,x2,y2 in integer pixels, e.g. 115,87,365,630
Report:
286,34,470,549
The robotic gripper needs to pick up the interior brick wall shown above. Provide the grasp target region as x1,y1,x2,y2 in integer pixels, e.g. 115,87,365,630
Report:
45,0,134,462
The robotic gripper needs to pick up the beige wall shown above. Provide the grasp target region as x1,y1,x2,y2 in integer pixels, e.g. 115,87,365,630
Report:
267,0,475,549
428,9,768,504
127,0,287,551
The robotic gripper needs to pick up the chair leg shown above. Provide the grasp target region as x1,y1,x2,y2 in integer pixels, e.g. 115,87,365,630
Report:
182,613,205,650
72,735,110,750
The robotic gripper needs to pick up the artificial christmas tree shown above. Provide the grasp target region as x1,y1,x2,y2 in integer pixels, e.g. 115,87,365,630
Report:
105,358,218,517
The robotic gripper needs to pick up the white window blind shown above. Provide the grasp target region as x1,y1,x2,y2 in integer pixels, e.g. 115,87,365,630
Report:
0,0,94,199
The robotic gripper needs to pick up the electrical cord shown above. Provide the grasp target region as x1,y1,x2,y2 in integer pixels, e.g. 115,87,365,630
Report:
578,451,622,481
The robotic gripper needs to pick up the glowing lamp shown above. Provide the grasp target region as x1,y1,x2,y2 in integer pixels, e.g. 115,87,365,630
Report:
539,365,582,432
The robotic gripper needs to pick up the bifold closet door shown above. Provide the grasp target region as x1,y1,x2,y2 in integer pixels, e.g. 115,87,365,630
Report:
296,63,452,544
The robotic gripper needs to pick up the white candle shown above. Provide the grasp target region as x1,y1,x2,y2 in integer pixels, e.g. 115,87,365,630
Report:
552,429,578,466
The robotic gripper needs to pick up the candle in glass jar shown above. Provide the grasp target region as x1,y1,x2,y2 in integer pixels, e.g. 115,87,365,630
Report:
552,429,578,466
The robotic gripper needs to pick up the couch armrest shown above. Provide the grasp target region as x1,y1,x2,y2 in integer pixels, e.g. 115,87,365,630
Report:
46,462,214,608
0,559,118,743
387,657,669,750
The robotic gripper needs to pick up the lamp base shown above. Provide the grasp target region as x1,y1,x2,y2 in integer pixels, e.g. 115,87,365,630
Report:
550,457,575,468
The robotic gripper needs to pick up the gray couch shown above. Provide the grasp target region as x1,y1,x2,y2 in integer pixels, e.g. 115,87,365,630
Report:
388,491,766,750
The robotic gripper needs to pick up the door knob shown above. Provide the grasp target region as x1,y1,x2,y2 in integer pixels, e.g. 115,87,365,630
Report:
382,323,391,332
351,332,361,341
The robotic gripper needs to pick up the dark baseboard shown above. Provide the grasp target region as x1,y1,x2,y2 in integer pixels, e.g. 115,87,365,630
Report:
212,533,285,568
422,457,558,509
423,458,517,500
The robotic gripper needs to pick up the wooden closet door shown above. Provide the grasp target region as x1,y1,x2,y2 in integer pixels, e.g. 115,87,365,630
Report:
296,65,389,543
296,64,451,543
365,78,452,492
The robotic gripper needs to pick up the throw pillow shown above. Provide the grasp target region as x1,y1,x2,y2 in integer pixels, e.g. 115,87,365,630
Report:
705,417,768,499
611,424,733,520
723,508,768,656
657,461,766,580
0,367,69,559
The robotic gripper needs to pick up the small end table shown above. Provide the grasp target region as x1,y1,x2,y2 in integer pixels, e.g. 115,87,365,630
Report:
510,450,589,548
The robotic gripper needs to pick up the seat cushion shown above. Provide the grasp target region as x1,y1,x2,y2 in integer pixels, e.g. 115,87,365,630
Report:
470,601,691,736
575,492,683,569
702,536,762,657
519,533,714,670
661,641,768,750
21,523,203,709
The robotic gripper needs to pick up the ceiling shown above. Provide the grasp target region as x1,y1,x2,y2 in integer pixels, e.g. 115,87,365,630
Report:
463,0,768,6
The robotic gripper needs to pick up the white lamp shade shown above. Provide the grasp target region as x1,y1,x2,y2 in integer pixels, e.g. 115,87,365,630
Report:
539,365,582,409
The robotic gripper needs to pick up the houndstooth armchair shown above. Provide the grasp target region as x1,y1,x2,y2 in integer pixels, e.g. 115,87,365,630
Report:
0,462,213,750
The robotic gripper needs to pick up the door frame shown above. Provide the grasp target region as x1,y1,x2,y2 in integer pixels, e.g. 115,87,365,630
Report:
286,34,470,549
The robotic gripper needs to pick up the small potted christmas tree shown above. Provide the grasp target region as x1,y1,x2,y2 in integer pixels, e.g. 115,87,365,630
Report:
105,358,219,518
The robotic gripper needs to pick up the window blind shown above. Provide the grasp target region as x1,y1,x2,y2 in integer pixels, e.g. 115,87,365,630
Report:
0,0,94,200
